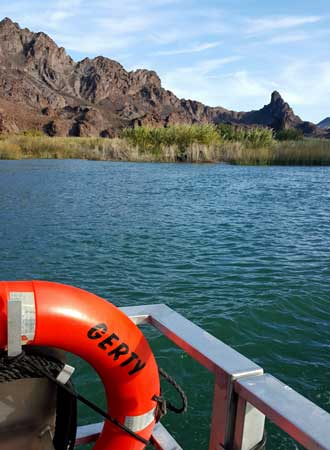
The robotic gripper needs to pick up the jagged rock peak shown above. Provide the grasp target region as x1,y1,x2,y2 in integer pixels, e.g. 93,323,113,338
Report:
82,55,124,69
0,17,19,28
130,69,162,87
271,90,284,104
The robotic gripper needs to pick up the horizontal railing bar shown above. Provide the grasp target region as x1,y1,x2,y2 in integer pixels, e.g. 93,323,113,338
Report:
235,374,330,450
75,422,103,446
151,422,184,450
75,422,182,450
120,306,151,325
120,304,262,378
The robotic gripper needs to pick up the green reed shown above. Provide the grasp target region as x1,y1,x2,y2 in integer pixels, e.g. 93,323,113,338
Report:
0,126,329,165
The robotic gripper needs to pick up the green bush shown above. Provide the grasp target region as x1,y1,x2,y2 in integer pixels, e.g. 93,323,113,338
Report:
122,124,221,151
217,124,274,148
275,128,303,141
21,129,46,137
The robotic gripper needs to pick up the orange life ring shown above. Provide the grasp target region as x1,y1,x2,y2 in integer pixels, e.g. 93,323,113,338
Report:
0,281,160,450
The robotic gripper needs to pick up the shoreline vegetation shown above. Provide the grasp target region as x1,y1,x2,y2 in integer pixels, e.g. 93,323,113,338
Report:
1,124,330,165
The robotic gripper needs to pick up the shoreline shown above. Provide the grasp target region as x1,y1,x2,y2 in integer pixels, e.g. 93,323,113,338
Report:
1,128,330,166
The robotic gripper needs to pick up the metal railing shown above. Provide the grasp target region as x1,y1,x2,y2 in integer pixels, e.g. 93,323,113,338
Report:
75,304,330,450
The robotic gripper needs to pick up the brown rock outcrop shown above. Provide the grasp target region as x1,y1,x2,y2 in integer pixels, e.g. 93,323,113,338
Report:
0,17,326,137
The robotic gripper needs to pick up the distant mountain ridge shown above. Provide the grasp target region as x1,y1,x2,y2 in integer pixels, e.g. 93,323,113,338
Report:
0,17,326,137
318,118,330,129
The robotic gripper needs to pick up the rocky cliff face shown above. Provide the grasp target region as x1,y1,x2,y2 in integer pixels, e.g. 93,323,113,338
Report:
0,17,324,137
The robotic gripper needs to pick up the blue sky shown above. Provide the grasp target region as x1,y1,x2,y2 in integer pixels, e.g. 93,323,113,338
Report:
1,0,329,122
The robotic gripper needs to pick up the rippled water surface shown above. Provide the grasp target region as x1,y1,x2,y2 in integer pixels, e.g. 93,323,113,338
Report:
1,160,330,449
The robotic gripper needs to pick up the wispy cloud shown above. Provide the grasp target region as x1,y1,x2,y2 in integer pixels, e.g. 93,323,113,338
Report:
196,57,242,74
0,0,84,31
162,64,273,108
279,61,330,106
48,0,83,28
267,32,309,44
161,56,246,106
152,41,221,56
52,32,136,53
149,29,184,45
164,56,241,78
95,16,152,34
247,15,322,34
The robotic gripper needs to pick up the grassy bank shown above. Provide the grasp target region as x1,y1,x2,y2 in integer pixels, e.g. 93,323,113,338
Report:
273,139,330,165
0,135,137,161
0,125,330,165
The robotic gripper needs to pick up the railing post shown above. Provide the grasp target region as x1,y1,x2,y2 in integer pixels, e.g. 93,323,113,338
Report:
209,372,265,450
209,371,234,450
233,397,265,450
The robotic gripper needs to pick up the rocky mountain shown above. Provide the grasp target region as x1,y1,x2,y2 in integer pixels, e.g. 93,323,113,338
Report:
0,17,325,137
318,118,330,129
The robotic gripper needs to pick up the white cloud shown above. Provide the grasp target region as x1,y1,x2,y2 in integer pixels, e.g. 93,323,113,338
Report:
267,32,309,44
196,57,242,74
95,16,152,34
163,67,273,108
161,57,250,106
152,41,221,56
50,11,72,22
247,15,322,34
0,0,83,31
279,61,330,106
149,29,184,45
52,33,136,53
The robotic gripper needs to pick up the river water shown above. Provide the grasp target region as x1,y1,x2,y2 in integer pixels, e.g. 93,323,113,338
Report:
1,159,330,449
